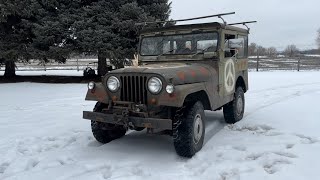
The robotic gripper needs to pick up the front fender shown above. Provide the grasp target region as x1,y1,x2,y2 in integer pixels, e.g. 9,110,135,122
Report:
157,83,207,107
85,83,109,104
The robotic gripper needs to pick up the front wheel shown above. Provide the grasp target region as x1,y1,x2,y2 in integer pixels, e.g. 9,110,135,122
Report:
173,101,205,158
91,102,126,144
223,87,245,124
91,121,126,144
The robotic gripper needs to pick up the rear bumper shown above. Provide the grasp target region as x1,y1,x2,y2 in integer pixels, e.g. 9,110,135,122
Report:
83,111,172,130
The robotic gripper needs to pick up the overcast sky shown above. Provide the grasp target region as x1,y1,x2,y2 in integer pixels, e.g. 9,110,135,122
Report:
170,0,320,50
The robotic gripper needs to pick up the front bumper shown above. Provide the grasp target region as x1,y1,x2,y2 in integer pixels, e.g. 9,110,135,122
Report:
83,111,172,130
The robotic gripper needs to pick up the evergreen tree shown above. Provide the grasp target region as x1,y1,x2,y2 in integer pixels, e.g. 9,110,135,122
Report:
0,0,35,77
71,0,171,75
0,0,171,77
0,0,74,77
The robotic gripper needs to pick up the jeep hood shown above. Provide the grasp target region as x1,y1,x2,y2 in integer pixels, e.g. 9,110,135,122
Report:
110,63,213,85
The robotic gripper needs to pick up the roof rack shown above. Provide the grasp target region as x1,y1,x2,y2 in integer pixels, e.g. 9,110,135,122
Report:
135,12,235,26
228,21,257,31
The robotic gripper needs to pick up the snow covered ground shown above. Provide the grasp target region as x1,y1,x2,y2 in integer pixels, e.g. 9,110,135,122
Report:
1,71,320,180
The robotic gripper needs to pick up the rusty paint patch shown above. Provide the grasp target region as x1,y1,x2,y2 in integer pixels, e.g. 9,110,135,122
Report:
189,69,196,77
237,60,248,70
160,93,177,103
142,123,152,128
177,71,186,81
94,90,107,102
150,98,157,104
169,93,176,98
199,67,209,75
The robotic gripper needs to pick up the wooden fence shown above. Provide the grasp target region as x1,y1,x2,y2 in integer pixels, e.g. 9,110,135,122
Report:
1,57,320,72
0,59,98,72
248,56,320,71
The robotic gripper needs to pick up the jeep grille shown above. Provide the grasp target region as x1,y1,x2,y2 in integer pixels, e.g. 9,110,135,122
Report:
120,76,148,104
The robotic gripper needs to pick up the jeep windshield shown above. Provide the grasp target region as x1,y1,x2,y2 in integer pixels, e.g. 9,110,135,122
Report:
140,32,218,57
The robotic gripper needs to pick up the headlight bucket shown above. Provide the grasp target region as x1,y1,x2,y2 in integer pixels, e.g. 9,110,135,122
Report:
107,76,120,92
148,77,163,94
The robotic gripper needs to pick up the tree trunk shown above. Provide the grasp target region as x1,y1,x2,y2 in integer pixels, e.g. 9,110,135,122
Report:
4,60,16,78
98,53,107,76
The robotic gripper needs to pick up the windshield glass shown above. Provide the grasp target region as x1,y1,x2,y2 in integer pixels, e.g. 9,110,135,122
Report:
140,32,218,56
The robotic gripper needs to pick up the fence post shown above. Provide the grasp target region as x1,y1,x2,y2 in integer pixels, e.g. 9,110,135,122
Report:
43,60,46,71
297,57,301,72
77,59,79,71
256,50,260,72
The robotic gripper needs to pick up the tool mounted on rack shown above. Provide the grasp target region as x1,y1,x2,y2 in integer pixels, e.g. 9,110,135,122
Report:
135,12,257,32
228,21,257,31
135,12,235,26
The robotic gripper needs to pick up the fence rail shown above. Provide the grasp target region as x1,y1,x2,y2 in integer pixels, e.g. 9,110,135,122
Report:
1,57,320,72
0,59,98,72
248,57,320,71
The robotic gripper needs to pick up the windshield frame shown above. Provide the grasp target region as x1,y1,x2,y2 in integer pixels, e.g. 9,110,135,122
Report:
139,31,220,57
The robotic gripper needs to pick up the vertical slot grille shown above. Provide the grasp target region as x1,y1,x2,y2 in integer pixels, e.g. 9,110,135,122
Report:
120,75,147,104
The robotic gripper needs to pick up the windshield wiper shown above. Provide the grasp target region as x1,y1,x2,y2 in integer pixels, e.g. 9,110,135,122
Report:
192,45,216,57
157,49,176,60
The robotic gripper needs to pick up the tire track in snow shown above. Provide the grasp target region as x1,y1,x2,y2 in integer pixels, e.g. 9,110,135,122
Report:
249,81,320,94
245,83,320,118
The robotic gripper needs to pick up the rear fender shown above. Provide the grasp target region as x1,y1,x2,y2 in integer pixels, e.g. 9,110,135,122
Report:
157,83,207,107
85,83,109,104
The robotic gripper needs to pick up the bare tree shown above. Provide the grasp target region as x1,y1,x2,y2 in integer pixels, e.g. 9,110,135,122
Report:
249,43,257,56
285,45,299,57
257,46,267,56
266,47,278,58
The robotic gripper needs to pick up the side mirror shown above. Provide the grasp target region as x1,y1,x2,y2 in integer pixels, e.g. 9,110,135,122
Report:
203,51,217,59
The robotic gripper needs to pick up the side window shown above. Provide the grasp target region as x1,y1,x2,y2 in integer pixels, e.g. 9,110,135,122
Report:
242,35,248,58
230,38,244,58
224,34,248,58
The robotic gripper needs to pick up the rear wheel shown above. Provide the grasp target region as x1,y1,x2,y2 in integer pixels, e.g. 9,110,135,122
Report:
173,101,205,158
223,87,245,124
91,103,126,143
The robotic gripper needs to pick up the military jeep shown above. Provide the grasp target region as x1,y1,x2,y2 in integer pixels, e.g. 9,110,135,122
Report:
83,13,255,157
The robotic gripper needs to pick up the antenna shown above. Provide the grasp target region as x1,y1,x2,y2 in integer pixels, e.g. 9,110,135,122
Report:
135,12,236,26
228,21,257,31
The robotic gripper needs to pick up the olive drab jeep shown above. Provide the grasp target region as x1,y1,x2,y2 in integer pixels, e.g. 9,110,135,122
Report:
83,12,256,157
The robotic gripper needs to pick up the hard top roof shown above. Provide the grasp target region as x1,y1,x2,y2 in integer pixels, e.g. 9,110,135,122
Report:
140,22,249,35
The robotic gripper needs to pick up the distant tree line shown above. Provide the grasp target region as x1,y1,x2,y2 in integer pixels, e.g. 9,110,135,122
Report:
0,0,171,77
248,43,278,58
249,43,302,58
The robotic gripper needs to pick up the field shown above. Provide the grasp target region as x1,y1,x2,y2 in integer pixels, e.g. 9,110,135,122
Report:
0,71,320,180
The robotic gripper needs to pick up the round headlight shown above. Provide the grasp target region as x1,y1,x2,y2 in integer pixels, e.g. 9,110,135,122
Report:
107,76,120,92
88,81,95,90
166,84,175,94
148,77,162,94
